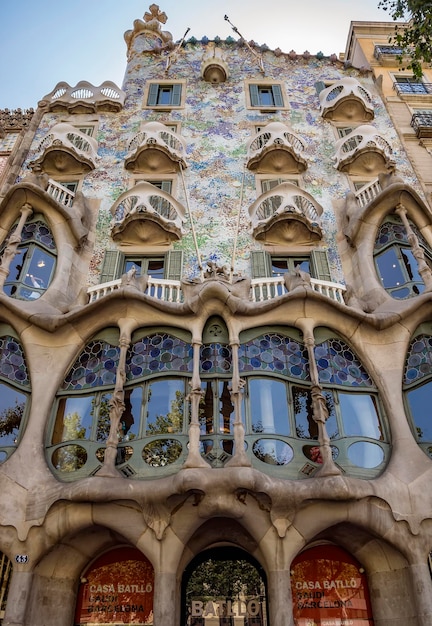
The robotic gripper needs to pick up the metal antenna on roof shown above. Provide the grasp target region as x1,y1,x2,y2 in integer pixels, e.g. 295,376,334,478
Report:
165,27,191,72
224,15,265,74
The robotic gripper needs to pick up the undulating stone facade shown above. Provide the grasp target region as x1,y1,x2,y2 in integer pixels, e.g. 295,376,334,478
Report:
0,6,432,626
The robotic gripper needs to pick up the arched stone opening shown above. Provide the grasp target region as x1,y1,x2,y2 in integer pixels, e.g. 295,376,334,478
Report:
181,547,268,626
297,522,416,625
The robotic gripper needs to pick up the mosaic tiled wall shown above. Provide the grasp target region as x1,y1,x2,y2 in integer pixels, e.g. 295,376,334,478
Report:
21,34,423,285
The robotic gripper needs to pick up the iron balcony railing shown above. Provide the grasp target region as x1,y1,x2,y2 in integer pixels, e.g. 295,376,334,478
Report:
411,112,432,137
393,82,432,95
374,45,406,60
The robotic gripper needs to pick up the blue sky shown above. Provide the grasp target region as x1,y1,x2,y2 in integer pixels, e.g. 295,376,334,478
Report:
0,1,393,110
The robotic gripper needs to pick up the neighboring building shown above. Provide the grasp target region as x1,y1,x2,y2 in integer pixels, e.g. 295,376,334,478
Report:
0,6,431,626
345,20,432,201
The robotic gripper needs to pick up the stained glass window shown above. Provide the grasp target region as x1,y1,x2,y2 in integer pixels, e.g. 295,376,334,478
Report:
404,334,432,451
2,218,56,301
239,333,310,380
374,217,431,299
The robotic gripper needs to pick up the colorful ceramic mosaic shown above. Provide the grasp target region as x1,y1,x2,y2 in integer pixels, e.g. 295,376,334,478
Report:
315,339,372,387
62,341,120,390
126,334,193,379
20,36,425,288
239,333,310,380
404,335,432,385
200,343,232,375
0,336,30,387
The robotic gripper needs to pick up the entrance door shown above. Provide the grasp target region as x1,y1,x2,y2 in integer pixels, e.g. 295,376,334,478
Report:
74,547,154,625
182,547,268,626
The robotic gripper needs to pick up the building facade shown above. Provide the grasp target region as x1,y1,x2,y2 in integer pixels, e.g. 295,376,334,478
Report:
0,6,432,626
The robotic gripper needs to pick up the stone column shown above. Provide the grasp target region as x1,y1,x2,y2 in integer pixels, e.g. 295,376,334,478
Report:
304,331,340,477
267,569,295,626
396,203,432,291
96,332,130,477
226,341,250,467
0,203,33,289
183,341,209,468
153,570,177,626
409,561,432,626
3,569,33,626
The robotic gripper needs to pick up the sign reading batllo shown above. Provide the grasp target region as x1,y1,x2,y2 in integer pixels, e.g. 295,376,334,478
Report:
75,547,154,625
291,545,373,626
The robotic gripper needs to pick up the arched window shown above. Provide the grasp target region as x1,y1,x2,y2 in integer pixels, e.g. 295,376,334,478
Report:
403,331,432,459
1,217,56,300
238,328,388,478
75,547,154,625
374,215,431,299
47,329,193,480
0,334,31,462
291,545,373,625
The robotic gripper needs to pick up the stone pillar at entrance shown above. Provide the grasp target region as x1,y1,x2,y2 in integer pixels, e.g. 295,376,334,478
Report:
267,569,294,626
3,570,33,626
410,561,432,626
154,570,177,626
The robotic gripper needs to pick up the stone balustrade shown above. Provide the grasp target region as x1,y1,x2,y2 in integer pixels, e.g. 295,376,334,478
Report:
46,179,75,207
88,274,346,305
354,178,382,207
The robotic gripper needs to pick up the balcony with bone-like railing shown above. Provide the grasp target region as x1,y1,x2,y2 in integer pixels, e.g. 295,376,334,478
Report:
125,121,187,171
334,125,394,173
246,122,307,172
248,182,323,243
40,80,125,113
109,182,186,244
33,123,98,173
88,273,346,305
319,77,374,122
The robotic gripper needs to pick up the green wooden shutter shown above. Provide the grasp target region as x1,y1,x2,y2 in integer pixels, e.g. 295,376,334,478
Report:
250,251,272,278
271,84,284,107
99,250,124,283
315,81,326,95
249,84,260,107
161,180,172,193
165,250,184,280
147,83,159,106
310,250,331,282
171,83,182,106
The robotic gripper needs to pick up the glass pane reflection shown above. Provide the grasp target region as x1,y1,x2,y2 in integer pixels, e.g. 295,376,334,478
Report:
253,438,293,465
250,378,289,435
347,441,384,468
407,381,432,441
339,393,383,439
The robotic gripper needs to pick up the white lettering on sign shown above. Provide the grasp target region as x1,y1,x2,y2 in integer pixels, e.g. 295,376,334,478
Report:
15,555,29,564
295,579,358,591
190,599,262,617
